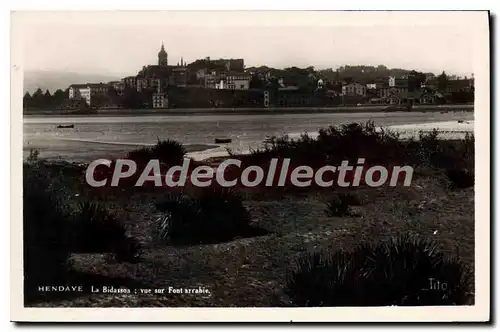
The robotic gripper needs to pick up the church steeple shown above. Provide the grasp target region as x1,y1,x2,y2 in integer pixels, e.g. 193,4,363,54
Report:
158,42,168,67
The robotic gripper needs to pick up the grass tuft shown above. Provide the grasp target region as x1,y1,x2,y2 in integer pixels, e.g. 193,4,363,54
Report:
155,187,269,245
151,138,187,166
71,201,141,262
285,234,472,306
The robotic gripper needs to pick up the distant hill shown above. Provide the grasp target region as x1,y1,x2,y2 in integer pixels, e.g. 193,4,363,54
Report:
23,70,123,94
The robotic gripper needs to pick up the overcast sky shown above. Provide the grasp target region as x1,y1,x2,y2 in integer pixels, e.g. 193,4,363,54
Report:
14,11,487,77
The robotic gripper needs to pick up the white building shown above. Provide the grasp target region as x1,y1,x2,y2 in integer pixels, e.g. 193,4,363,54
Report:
341,82,367,97
69,84,91,105
223,72,251,90
152,93,168,108
215,80,226,90
68,83,109,106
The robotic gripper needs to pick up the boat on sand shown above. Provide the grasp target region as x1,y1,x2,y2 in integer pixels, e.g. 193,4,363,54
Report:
215,138,232,144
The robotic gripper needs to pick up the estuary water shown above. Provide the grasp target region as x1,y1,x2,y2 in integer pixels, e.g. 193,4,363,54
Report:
23,111,474,163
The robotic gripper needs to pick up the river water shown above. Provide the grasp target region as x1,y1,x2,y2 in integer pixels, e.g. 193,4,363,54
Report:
23,111,474,163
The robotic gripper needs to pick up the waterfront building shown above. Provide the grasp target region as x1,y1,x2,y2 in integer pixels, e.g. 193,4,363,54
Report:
68,83,109,106
341,82,367,97
108,81,125,96
388,76,408,88
152,93,168,108
68,84,88,99
123,76,137,89
170,67,189,87
207,71,251,90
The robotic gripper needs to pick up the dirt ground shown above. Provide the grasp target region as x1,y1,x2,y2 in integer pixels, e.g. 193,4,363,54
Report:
27,162,475,307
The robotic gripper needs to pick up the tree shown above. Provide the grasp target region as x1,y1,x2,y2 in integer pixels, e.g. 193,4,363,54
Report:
31,88,44,108
437,71,448,92
53,89,66,104
43,89,52,107
23,92,31,107
306,66,315,73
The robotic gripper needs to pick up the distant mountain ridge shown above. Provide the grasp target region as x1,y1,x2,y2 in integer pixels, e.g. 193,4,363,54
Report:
23,70,124,94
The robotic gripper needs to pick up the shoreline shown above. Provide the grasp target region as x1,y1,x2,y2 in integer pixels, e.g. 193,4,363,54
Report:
23,118,474,164
23,141,218,164
28,134,473,167
23,104,474,117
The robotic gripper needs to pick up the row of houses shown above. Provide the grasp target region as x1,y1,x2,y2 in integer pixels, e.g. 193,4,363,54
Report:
338,76,474,105
67,44,474,108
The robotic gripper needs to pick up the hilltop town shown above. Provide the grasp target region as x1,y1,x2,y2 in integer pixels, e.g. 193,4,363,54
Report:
23,43,475,111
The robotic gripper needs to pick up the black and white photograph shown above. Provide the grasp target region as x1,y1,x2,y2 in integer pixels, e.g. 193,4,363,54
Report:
10,10,490,322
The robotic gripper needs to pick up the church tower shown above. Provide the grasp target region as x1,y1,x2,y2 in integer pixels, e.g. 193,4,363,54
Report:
158,43,168,67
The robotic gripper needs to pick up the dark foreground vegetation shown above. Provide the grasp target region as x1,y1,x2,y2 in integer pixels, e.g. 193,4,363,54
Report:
285,235,471,306
155,188,270,246
23,122,475,307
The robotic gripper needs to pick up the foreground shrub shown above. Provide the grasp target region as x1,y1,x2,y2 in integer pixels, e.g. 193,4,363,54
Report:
246,122,474,187
285,234,472,306
27,148,40,163
113,236,143,263
23,164,71,301
445,168,474,189
337,192,362,206
71,201,141,262
126,146,153,165
324,193,362,217
416,130,474,189
324,196,351,217
155,187,267,245
418,129,440,163
151,138,186,165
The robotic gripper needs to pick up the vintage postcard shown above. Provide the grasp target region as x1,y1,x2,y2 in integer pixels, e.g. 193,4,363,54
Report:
10,10,490,322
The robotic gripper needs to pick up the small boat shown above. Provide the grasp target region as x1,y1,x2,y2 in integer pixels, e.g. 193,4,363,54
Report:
215,138,232,144
57,124,74,129
458,120,464,123
263,135,274,143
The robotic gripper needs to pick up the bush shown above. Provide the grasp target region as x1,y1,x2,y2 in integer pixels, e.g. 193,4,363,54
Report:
247,122,474,186
285,234,472,306
248,122,419,171
27,148,40,163
445,168,474,189
155,187,267,245
113,236,143,263
337,192,362,206
325,193,362,217
23,164,71,301
324,196,351,217
151,138,186,165
126,146,153,165
414,131,474,189
71,201,141,262
285,251,365,306
445,132,474,188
